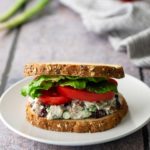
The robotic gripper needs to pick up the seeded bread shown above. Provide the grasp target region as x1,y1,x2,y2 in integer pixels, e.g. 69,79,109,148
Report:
26,95,128,133
24,63,124,78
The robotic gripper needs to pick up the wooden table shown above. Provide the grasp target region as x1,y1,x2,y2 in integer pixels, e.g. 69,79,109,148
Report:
0,1,150,150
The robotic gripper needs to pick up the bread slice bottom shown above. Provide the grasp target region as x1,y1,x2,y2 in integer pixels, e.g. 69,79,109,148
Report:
26,95,128,133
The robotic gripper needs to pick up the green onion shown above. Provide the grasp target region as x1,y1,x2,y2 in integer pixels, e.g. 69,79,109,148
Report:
0,0,27,22
0,0,50,31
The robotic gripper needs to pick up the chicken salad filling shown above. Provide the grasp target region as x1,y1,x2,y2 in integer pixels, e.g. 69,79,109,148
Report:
28,94,122,120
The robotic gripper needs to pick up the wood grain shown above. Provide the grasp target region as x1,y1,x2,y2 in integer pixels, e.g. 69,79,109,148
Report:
0,1,21,150
142,68,150,149
0,0,146,150
0,0,17,87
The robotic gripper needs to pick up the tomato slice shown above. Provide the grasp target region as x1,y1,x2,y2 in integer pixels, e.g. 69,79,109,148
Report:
39,89,71,105
39,78,117,105
39,95,71,105
108,78,118,86
57,86,115,102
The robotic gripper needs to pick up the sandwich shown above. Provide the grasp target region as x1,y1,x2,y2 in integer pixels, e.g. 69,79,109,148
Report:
21,63,128,133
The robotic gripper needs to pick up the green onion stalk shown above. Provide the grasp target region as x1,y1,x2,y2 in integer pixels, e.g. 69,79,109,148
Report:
0,0,27,22
0,0,49,31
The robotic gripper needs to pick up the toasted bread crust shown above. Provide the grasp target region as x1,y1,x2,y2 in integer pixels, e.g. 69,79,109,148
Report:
24,63,124,78
26,95,128,133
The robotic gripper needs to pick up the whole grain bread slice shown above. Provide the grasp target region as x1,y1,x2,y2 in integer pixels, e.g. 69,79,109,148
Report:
26,94,128,133
24,63,124,78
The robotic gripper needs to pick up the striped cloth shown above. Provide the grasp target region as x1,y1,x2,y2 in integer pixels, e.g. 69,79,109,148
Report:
60,0,150,67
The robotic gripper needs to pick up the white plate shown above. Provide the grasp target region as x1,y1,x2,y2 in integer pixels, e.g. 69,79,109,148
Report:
0,74,150,146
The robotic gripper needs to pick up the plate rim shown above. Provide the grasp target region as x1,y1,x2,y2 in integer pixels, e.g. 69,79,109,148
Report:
0,74,150,146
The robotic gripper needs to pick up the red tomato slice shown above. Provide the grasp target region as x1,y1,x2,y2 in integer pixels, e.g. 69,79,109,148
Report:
39,95,71,105
108,78,118,86
57,86,115,102
39,89,71,105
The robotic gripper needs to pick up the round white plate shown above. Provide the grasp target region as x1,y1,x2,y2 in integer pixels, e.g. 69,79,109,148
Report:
0,74,150,146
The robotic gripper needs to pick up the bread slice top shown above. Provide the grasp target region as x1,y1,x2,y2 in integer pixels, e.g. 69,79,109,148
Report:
24,63,124,78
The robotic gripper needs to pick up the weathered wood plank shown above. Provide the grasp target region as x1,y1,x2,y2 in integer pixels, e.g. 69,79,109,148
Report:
142,69,150,85
142,68,150,149
1,1,144,150
0,0,17,85
0,1,21,150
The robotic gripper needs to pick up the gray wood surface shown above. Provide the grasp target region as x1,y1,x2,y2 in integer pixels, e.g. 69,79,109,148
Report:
0,1,20,150
0,0,17,89
142,68,150,148
0,0,149,150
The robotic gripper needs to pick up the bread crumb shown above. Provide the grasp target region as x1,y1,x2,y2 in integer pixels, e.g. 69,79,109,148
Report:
91,72,95,76
65,124,68,129
57,124,61,128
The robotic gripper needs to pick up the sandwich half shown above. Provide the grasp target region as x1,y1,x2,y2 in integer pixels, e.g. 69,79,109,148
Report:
21,63,128,133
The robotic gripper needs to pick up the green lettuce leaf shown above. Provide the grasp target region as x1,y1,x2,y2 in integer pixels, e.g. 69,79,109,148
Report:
86,77,106,83
60,80,86,89
66,76,81,80
21,75,117,99
87,82,117,94
21,85,29,97
21,75,64,98
60,77,106,89
66,76,106,83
